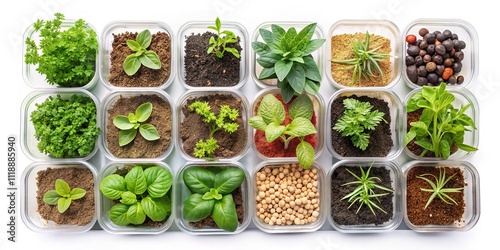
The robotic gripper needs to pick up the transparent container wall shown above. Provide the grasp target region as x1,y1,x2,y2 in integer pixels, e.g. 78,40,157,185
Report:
252,22,324,88
22,20,99,90
176,89,251,162
174,162,251,235
326,88,404,161
403,87,479,160
250,88,325,161
402,19,478,89
97,161,175,234
177,21,249,89
100,21,175,90
327,160,402,233
20,89,100,161
402,161,480,232
20,161,98,233
100,89,175,161
252,160,326,233
325,19,401,89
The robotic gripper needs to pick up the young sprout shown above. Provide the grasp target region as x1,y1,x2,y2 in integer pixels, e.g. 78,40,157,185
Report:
43,179,86,213
113,102,160,146
123,29,162,76
417,167,464,210
341,163,393,215
207,17,240,58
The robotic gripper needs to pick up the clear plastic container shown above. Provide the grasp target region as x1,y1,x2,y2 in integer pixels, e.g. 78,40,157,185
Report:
20,161,98,233
401,19,479,89
328,160,402,233
252,160,326,233
100,89,175,161
251,21,325,89
326,88,404,161
99,21,175,90
176,89,251,162
326,19,401,89
177,20,249,89
251,88,325,162
403,87,479,160
97,161,175,234
22,19,99,90
402,160,480,232
174,162,251,235
20,89,100,161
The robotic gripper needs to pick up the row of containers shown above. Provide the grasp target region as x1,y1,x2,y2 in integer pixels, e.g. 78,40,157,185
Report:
20,17,480,235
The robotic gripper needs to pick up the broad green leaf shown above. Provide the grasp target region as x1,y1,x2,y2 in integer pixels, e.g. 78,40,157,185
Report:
212,194,238,232
135,102,153,123
406,93,422,112
100,174,127,200
302,38,325,55
293,23,316,49
144,166,172,198
437,93,456,110
113,115,134,130
304,79,320,95
282,27,298,51
109,203,130,226
43,190,60,205
55,179,70,196
248,116,268,131
58,197,71,213
303,55,322,82
410,121,428,131
123,55,142,76
289,94,313,120
258,67,277,80
252,41,270,56
285,117,317,137
257,54,281,68
69,188,86,200
286,63,306,94
127,203,146,225
265,122,285,142
258,94,285,125
125,166,147,195
183,193,215,222
118,128,137,146
416,100,433,110
225,47,240,58
275,60,293,81
415,140,434,151
126,40,142,52
279,82,296,104
120,191,137,205
139,124,160,141
183,167,215,194
296,141,315,169
140,51,161,69
439,140,451,159
456,143,478,152
136,29,152,49
404,130,417,146
214,168,245,195
271,24,286,42
259,28,275,44
141,195,171,222
421,86,436,104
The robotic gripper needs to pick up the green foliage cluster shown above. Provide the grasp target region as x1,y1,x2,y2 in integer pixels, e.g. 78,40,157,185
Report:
417,167,464,210
207,17,240,58
43,179,86,213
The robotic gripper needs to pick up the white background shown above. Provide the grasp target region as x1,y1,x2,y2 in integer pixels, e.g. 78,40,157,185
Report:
1,0,499,249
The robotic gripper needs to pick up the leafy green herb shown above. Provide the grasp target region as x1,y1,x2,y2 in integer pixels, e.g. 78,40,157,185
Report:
249,93,317,169
207,17,240,58
100,165,172,226
30,94,100,158
404,82,478,158
113,102,160,147
24,13,98,87
332,98,386,151
341,164,393,215
123,29,162,76
189,101,239,159
252,23,325,103
182,167,245,232
331,31,390,86
43,179,86,213
417,167,464,210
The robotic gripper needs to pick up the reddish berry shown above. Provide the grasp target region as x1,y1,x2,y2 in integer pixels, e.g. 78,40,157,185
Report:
406,34,417,44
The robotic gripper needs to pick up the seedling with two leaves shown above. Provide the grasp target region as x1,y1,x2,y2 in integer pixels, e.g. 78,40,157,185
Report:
123,29,162,76
43,179,86,213
113,102,160,146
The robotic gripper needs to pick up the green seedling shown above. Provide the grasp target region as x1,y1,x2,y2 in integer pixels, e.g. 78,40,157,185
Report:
207,17,240,58
43,179,86,213
123,29,161,76
113,102,160,146
417,167,464,210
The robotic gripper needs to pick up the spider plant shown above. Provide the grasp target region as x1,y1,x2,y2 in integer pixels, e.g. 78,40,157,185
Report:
341,163,393,215
417,167,464,210
331,31,389,86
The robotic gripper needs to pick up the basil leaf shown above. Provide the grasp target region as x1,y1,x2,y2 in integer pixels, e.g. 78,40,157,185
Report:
100,174,126,200
125,166,147,195
109,203,130,226
183,193,214,222
258,94,285,125
136,29,152,49
69,188,86,200
297,140,315,169
259,28,275,44
279,83,296,104
43,190,60,205
285,117,316,137
289,94,313,120
439,140,451,159
214,168,245,195
139,124,160,141
303,38,325,56
126,40,142,52
118,128,137,146
286,63,305,94
144,166,172,198
140,51,161,70
57,197,71,213
212,194,238,232
55,179,70,196
258,67,277,80
127,203,146,225
135,102,152,123
303,55,321,82
271,24,286,42
257,54,281,68
265,122,285,142
275,60,293,81
183,167,215,194
252,41,270,56
120,191,137,205
123,55,141,76
113,115,134,130
141,195,171,222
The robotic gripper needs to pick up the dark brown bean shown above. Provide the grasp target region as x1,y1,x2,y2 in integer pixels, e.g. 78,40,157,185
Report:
419,28,429,37
457,75,464,84
417,77,428,86
426,62,437,72
432,55,443,65
419,40,428,49
460,41,466,49
426,44,435,55
444,58,453,67
454,51,464,62
424,33,436,44
442,39,454,51
407,65,418,83
443,30,452,39
436,65,445,76
423,54,432,63
427,73,439,84
453,39,462,50
436,33,445,42
405,55,415,65
417,65,427,77
448,75,457,84
435,44,446,55
407,45,420,56
415,56,424,66
452,62,463,73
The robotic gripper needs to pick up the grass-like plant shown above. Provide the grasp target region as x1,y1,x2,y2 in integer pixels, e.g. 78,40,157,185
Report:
113,102,160,146
331,31,389,86
123,29,161,76
417,167,464,210
207,17,240,58
341,163,393,215
43,179,86,213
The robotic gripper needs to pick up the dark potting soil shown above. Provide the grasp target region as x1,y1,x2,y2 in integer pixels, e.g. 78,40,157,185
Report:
330,166,394,226
109,31,171,87
330,95,392,157
36,167,95,226
184,31,242,87
180,94,247,158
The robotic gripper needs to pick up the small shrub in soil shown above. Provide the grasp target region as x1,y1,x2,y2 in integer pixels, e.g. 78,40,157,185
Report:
330,95,392,157
36,167,95,226
106,94,172,158
331,165,393,225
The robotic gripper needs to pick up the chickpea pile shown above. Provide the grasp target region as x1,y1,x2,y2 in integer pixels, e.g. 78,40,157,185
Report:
255,163,320,226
